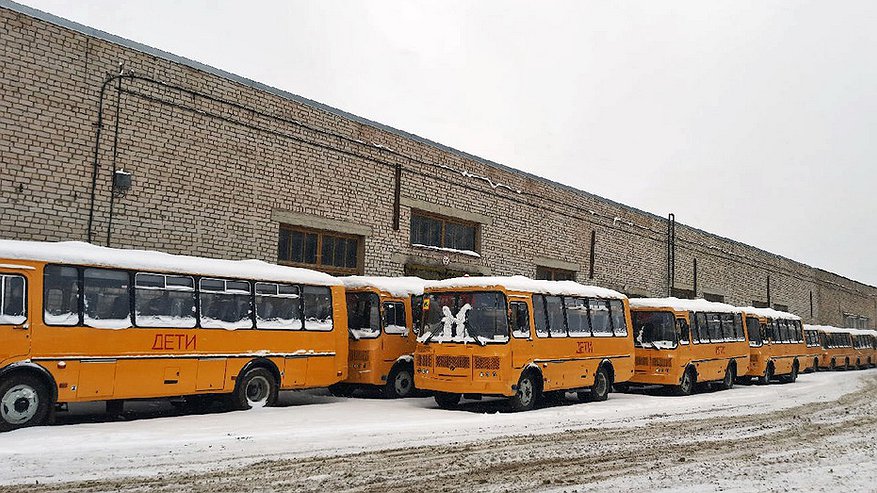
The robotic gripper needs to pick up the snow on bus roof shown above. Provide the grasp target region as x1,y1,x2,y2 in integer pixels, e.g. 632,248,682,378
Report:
628,297,744,314
341,276,425,297
0,239,341,286
804,324,857,334
740,306,801,321
424,275,626,300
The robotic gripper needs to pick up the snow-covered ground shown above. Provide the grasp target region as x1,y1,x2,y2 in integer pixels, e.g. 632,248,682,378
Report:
1,370,875,491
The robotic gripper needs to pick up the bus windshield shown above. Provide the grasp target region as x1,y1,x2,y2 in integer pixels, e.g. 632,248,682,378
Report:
419,291,509,344
346,292,380,339
631,310,676,349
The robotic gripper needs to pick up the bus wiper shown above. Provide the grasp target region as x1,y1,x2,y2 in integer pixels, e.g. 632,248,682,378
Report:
419,331,435,345
467,331,486,347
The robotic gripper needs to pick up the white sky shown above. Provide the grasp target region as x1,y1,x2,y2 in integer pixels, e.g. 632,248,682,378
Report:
18,0,877,287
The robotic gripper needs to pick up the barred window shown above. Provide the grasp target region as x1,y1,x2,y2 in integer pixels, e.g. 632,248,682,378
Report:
279,225,361,275
410,211,479,253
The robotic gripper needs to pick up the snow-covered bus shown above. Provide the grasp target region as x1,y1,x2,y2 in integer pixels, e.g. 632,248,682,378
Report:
0,240,348,431
739,307,809,383
803,325,822,373
808,325,857,370
331,276,425,398
626,298,749,395
413,276,634,411
849,329,877,369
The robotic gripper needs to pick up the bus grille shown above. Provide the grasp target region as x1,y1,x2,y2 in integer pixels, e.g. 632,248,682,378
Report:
416,354,433,367
473,356,500,370
635,356,649,366
436,355,470,369
652,358,672,368
351,350,369,362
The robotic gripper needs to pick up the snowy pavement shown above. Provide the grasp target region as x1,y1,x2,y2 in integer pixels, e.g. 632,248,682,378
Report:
0,369,875,490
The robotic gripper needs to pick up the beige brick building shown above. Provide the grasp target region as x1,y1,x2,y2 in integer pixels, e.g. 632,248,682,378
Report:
1,1,875,328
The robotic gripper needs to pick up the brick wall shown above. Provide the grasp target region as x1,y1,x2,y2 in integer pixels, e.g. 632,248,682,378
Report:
1,4,874,328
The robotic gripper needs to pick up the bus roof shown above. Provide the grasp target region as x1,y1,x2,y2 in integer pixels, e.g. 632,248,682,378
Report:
424,275,626,300
341,276,426,297
804,324,858,334
0,239,341,286
740,306,801,321
628,297,744,314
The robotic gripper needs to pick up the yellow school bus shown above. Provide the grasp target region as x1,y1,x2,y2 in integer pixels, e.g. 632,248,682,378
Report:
0,239,347,431
802,326,822,373
627,298,749,395
414,276,634,411
331,276,425,398
740,307,808,384
849,329,877,369
808,325,857,370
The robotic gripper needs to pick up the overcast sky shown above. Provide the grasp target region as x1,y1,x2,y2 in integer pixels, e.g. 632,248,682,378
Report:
19,0,877,286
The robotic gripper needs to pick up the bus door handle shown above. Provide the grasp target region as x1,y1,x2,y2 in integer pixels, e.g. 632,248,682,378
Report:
12,323,29,330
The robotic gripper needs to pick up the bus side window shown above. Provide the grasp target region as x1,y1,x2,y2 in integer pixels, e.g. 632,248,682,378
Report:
83,268,132,329
676,318,689,345
608,299,628,337
509,301,530,339
533,295,549,338
303,285,333,331
410,295,424,335
0,274,27,325
383,301,408,335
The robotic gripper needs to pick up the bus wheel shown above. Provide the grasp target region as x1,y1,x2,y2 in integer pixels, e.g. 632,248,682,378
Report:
328,383,355,398
758,363,774,385
856,359,862,370
434,392,461,409
509,372,540,411
719,364,736,390
812,358,819,372
0,374,51,432
844,358,850,371
830,359,837,370
230,367,277,411
580,366,610,402
673,367,696,396
384,365,415,399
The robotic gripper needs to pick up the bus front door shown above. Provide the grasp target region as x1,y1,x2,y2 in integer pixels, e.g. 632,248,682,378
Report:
0,268,32,366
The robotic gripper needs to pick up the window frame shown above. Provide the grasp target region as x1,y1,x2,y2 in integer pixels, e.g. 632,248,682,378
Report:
383,300,408,335
409,209,481,253
509,300,531,339
0,273,28,325
535,265,576,281
278,224,364,275
133,272,197,329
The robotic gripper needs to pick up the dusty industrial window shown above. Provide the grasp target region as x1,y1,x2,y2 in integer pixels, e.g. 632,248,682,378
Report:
703,292,725,303
535,266,576,281
670,287,695,299
410,210,478,253
278,225,362,275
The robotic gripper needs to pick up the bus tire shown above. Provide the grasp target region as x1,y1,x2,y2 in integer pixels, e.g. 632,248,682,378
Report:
580,366,611,402
673,367,696,396
719,363,736,390
812,358,819,372
384,364,415,399
509,371,541,412
844,358,850,371
855,359,862,370
230,367,278,411
758,363,774,385
830,358,837,370
434,392,461,409
0,373,51,432
328,383,355,398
